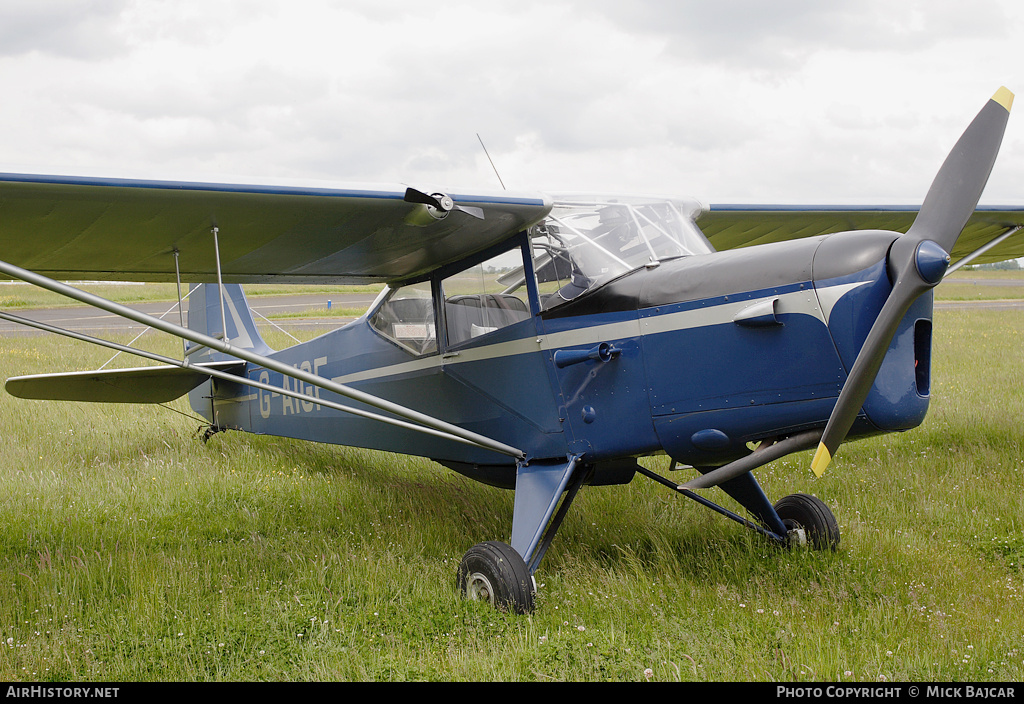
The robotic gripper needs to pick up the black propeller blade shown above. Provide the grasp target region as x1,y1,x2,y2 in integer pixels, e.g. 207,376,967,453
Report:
811,87,1013,477
403,187,484,220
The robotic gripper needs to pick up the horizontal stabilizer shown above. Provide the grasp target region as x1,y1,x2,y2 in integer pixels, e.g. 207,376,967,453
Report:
5,360,245,404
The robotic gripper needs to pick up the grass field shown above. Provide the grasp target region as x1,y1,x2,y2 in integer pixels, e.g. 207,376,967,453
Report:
0,302,1022,681
937,269,1024,302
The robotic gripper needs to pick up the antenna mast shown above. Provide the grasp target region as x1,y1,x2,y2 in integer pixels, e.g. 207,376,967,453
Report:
476,133,507,190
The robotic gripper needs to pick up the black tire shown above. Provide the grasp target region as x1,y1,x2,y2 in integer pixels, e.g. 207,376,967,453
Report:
773,493,840,551
457,541,535,614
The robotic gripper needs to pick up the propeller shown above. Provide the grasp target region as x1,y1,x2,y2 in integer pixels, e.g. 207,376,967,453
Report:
403,187,484,220
810,86,1014,477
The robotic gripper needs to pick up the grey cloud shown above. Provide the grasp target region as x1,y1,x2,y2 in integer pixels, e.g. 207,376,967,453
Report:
0,1,131,58
577,0,1011,68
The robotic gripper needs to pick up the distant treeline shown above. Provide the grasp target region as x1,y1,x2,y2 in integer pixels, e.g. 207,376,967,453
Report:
964,260,1022,270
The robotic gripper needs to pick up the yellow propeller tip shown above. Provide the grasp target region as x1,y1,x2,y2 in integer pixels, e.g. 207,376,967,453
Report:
993,86,1014,112
811,443,832,478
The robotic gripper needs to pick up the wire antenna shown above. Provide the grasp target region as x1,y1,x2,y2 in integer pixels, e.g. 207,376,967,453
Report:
477,133,507,190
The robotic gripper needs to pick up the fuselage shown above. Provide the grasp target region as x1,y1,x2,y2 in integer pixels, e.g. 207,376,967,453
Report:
193,227,932,489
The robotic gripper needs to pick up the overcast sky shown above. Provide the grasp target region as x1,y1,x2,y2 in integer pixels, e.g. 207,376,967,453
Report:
0,0,1021,207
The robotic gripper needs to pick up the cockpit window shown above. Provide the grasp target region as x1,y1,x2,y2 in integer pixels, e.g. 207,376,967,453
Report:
442,247,531,347
369,282,437,356
530,195,711,308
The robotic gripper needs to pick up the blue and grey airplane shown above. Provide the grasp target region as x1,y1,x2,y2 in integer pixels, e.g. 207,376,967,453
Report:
1,88,1021,612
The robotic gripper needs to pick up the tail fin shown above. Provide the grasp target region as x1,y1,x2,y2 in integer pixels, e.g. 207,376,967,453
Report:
186,283,273,360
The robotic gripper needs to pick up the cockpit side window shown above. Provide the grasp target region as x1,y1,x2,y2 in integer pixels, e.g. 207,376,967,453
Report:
369,282,437,356
441,247,531,347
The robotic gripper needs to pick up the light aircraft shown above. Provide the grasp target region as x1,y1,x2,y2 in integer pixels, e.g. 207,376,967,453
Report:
1,88,1022,613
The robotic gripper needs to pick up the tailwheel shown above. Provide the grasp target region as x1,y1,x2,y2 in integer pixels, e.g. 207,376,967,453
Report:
457,541,535,614
774,493,840,551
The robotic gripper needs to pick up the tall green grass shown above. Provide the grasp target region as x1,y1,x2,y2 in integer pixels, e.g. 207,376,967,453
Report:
0,311,1022,681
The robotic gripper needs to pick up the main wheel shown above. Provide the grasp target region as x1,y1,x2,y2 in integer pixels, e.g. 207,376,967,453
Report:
773,493,840,551
457,541,535,614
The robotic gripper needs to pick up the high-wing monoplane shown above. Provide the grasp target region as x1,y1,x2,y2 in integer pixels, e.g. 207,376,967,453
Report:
1,88,1021,612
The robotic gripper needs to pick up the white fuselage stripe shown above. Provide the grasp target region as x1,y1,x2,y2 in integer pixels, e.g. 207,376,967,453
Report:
319,283,852,387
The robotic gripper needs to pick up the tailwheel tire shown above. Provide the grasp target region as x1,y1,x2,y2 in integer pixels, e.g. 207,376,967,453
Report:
457,541,535,614
774,493,840,551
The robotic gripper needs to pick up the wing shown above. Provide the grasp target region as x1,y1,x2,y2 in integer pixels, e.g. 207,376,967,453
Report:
698,205,1024,265
0,173,552,284
5,360,245,403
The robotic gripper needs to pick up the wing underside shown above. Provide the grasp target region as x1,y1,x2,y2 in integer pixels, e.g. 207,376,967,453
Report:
0,173,552,284
2,172,1019,284
698,206,1024,264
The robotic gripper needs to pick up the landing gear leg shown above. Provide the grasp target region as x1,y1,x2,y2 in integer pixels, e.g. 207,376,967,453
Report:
456,454,584,613
637,459,840,550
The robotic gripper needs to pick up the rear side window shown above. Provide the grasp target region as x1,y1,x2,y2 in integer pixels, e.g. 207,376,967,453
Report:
369,282,437,356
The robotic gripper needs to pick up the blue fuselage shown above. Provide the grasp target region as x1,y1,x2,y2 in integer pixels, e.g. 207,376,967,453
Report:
196,230,932,487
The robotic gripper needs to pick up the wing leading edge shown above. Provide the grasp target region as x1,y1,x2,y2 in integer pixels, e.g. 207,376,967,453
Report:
0,173,552,285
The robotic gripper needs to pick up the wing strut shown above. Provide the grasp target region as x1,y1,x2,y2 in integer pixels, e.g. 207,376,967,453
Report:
212,227,229,344
0,258,526,460
174,250,186,335
945,225,1023,275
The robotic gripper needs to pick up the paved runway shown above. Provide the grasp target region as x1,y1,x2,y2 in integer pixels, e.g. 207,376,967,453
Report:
0,293,376,336
934,299,1024,310
944,277,1024,287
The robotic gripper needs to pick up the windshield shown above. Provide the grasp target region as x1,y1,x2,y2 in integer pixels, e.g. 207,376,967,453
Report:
529,195,712,307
